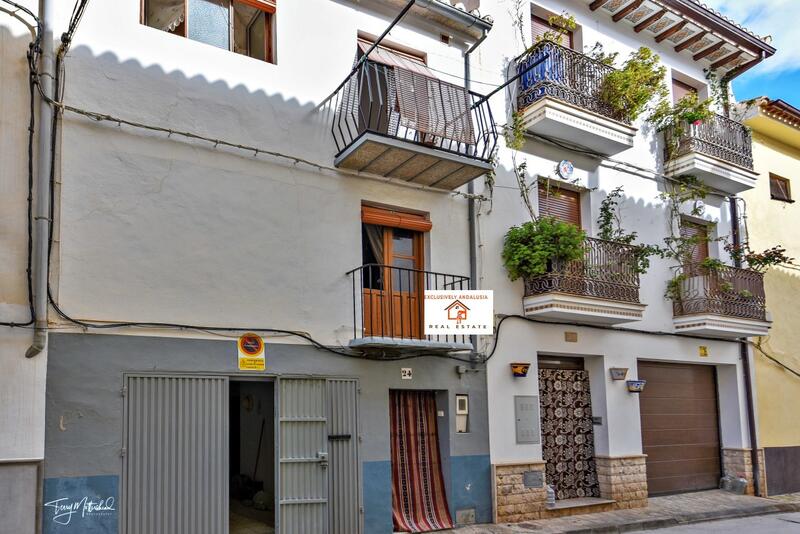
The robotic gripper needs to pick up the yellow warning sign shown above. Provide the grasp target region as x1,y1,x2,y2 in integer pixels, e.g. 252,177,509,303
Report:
699,345,709,357
238,333,265,371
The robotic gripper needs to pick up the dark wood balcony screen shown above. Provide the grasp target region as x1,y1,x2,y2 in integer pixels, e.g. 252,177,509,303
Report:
531,15,572,49
538,184,581,227
680,221,709,264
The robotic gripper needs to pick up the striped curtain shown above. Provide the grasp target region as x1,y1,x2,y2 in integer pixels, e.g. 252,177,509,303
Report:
390,390,453,533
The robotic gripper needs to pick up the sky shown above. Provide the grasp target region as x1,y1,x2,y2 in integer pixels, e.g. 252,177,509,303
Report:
704,0,800,105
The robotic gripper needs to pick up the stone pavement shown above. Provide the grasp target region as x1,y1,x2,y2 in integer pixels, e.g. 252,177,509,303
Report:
447,490,800,533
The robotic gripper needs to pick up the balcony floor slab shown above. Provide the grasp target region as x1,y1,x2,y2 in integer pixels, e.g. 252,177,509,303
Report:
673,314,771,338
520,97,637,156
665,152,759,194
334,132,491,190
348,336,473,355
522,292,646,325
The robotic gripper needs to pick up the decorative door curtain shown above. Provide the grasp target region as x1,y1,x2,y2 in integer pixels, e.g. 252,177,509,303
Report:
390,390,453,533
539,368,600,499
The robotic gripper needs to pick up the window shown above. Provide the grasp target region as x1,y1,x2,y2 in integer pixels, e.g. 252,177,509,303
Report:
538,183,581,227
531,14,573,49
142,0,275,63
360,205,430,339
672,77,698,104
680,220,710,265
770,173,793,202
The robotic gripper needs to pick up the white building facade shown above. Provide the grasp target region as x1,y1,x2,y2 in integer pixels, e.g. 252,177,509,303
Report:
0,0,777,532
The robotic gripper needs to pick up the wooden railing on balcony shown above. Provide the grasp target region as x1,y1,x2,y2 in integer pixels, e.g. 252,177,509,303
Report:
664,113,754,170
516,40,629,124
523,237,642,303
672,262,766,320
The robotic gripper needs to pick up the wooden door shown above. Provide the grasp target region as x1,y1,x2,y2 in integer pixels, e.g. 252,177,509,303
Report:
638,362,721,495
362,226,424,339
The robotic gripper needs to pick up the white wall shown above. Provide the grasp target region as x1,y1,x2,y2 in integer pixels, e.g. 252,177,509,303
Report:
0,0,47,461
476,0,748,463
51,0,478,345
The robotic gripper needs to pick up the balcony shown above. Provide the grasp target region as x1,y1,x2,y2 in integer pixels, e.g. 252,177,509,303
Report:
522,237,646,324
664,114,758,194
346,264,473,354
672,262,770,337
515,40,637,156
330,59,497,190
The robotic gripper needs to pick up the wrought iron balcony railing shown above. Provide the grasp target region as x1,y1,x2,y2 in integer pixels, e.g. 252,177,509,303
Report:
672,262,766,320
523,237,642,303
330,59,497,163
664,113,754,170
516,40,628,124
346,264,470,346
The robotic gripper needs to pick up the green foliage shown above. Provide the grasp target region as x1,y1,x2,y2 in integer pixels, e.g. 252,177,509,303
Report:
585,42,618,67
502,217,586,280
533,11,577,45
738,289,754,299
649,92,714,157
599,47,668,122
665,274,687,300
503,110,526,151
597,186,661,274
699,257,724,272
725,242,794,272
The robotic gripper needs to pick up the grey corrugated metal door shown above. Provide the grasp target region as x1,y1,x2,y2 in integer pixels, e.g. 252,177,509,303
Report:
279,378,329,534
327,379,361,534
123,375,229,534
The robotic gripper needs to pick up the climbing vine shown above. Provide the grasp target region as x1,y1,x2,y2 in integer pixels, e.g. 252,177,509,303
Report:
596,186,661,274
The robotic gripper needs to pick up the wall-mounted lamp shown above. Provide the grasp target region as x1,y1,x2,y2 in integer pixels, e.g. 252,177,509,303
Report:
510,362,530,377
626,380,647,393
609,367,628,380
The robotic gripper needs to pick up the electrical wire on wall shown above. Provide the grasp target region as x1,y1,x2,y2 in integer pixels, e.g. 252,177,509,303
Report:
0,0,42,327
3,0,790,366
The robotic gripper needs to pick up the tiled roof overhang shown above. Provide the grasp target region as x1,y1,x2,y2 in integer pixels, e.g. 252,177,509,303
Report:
585,0,775,80
760,99,800,129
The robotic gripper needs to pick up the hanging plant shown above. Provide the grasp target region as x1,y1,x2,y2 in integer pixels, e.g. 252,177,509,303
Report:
648,92,714,156
502,217,586,280
598,47,668,122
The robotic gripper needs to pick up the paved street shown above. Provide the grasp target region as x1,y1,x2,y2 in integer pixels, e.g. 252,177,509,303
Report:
648,512,800,532
450,491,800,533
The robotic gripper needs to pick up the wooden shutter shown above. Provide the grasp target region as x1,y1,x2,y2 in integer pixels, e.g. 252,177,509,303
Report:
680,221,709,265
531,15,572,49
769,173,792,201
361,205,432,232
672,78,697,104
538,184,581,227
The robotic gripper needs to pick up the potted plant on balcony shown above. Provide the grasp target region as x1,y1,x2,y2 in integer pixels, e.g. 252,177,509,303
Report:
502,216,586,281
649,92,714,158
597,47,668,123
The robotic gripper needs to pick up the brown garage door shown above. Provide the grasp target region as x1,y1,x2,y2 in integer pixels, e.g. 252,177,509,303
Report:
638,362,721,495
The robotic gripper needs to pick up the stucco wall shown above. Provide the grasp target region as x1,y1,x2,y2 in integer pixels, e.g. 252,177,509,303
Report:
0,0,47,461
741,131,800,449
45,332,492,531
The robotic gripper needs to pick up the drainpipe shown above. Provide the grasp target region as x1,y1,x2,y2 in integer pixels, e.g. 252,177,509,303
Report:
465,30,488,364
729,196,762,496
26,0,54,359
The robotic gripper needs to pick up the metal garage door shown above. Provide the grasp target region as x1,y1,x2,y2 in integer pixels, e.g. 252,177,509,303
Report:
638,362,721,495
123,375,229,534
279,378,329,534
327,379,361,534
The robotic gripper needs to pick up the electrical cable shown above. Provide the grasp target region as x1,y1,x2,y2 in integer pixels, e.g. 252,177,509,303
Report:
484,314,742,362
0,0,41,327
